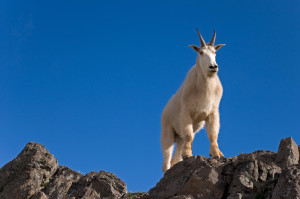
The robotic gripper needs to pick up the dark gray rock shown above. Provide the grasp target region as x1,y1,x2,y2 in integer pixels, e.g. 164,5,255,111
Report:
172,195,197,199
43,166,82,199
225,152,281,199
0,142,58,199
0,142,127,199
227,193,242,199
149,156,226,199
123,192,149,199
2,138,300,199
299,145,300,164
66,170,127,199
276,137,299,167
149,150,282,199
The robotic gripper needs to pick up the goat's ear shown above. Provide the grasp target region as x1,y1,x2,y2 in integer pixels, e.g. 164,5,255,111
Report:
214,44,226,51
189,45,200,53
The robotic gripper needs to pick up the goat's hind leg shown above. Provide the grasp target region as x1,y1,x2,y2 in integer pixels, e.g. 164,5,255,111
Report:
161,124,175,172
180,111,194,159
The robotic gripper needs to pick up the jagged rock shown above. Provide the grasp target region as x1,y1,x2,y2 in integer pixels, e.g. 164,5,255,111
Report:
1,137,300,199
276,137,299,167
31,191,49,199
225,152,281,199
66,171,127,199
172,195,197,199
0,142,58,199
149,151,281,199
43,166,83,199
149,156,226,198
298,145,300,163
0,142,127,199
272,164,300,199
227,193,242,199
124,192,149,199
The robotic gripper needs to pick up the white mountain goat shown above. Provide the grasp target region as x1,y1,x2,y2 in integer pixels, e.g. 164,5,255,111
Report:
161,29,226,172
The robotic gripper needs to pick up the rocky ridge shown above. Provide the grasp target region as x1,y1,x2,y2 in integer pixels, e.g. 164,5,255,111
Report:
0,137,300,199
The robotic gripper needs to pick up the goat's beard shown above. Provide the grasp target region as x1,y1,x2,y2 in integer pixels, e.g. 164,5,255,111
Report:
208,70,218,77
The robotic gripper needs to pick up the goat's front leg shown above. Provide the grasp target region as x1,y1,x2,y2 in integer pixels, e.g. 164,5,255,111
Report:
180,111,194,159
206,111,224,158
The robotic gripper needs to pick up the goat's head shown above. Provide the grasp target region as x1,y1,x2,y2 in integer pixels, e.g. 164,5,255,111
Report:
189,29,225,76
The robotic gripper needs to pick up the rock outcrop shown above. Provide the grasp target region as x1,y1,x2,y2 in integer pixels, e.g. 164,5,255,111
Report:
0,142,127,199
149,151,281,199
1,137,300,199
149,137,300,199
0,142,58,199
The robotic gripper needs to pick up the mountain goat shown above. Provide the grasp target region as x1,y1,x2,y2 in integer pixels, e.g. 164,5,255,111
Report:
161,29,226,172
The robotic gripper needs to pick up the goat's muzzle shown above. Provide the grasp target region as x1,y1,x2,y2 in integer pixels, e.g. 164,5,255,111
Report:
209,65,218,72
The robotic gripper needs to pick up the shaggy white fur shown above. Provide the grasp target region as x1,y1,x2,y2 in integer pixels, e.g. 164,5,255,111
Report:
161,30,226,172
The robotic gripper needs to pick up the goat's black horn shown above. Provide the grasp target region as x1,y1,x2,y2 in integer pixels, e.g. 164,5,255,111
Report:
196,28,206,47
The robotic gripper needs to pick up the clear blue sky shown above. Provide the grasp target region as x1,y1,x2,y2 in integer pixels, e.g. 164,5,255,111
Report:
1,0,300,192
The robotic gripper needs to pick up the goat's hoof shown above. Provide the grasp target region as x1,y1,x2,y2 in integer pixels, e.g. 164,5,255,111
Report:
210,149,224,158
219,151,224,157
162,162,170,173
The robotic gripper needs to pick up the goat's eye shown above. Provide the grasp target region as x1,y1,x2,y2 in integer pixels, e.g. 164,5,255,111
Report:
199,51,203,55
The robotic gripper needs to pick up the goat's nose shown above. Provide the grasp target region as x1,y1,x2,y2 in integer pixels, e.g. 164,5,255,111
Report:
209,65,218,69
